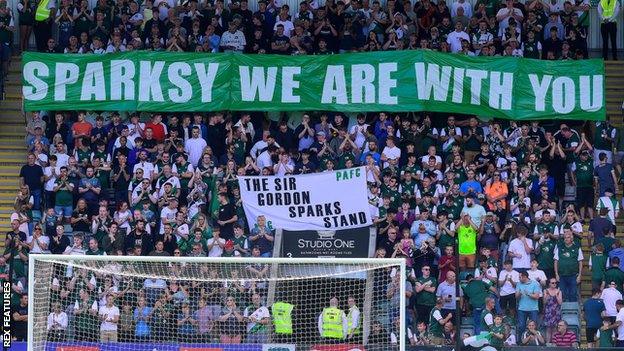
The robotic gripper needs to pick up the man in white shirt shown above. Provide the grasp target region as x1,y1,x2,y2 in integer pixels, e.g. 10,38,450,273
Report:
257,146,277,170
159,198,178,235
98,294,120,342
496,0,524,31
616,300,624,346
508,231,533,273
273,7,295,37
498,260,520,320
133,151,156,180
185,126,208,167
206,229,226,257
244,293,271,344
219,21,246,52
451,0,472,17
527,259,547,287
601,283,623,317
381,136,401,168
346,296,361,341
447,21,470,53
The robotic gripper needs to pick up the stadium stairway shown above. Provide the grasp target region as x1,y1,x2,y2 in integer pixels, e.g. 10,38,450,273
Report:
577,60,624,345
0,56,27,249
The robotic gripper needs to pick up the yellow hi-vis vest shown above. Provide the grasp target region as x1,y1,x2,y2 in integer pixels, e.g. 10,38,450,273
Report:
322,307,344,339
601,0,617,19
271,302,293,335
35,0,51,21
347,306,361,335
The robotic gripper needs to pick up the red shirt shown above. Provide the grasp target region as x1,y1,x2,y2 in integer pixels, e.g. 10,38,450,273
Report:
438,255,455,281
145,122,167,143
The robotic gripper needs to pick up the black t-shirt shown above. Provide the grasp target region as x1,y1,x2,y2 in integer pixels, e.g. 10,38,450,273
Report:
12,303,28,339
143,137,157,150
112,164,132,191
474,152,495,173
72,209,91,232
19,164,44,191
218,202,236,239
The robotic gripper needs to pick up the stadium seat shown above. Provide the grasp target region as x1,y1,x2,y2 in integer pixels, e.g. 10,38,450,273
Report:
561,313,580,327
561,302,580,313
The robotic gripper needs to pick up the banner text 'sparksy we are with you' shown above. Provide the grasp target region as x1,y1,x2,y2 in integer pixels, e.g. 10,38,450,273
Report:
22,50,605,121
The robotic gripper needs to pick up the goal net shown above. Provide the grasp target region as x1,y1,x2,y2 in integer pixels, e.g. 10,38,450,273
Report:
28,255,405,351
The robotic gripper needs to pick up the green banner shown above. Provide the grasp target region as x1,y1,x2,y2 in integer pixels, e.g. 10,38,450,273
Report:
22,51,605,120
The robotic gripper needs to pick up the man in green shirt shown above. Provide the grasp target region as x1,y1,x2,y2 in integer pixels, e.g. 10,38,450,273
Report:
428,298,453,345
554,232,584,302
602,257,624,294
414,265,437,324
463,274,495,334
53,167,74,223
574,150,595,219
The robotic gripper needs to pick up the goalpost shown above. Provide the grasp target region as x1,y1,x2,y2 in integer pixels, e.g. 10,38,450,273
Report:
28,255,406,351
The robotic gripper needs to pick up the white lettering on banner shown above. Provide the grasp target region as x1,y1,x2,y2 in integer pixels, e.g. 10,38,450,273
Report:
195,62,219,103
281,66,301,103
323,64,397,105
138,60,165,102
167,62,193,103
529,74,552,111
238,167,372,231
239,66,277,101
465,69,488,105
579,75,603,112
378,62,398,104
414,63,515,110
489,71,513,110
80,62,106,101
529,74,604,113
414,62,451,101
452,67,465,103
110,60,135,101
552,77,575,114
22,61,49,101
351,64,375,104
321,65,348,104
54,63,79,101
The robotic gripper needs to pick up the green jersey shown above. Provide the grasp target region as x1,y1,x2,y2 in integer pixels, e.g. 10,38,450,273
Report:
415,276,437,306
575,158,594,188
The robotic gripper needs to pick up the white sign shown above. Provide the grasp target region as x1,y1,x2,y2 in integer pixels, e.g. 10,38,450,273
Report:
238,167,372,231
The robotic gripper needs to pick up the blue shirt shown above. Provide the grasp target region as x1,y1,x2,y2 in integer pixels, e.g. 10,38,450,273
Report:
608,248,624,271
460,180,483,195
583,298,606,329
517,279,541,312
134,307,152,336
410,220,437,241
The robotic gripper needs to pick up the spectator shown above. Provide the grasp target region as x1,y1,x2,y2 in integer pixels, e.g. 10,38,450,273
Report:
98,294,120,342
46,302,68,341
219,295,245,343
554,231,583,302
551,320,579,347
515,271,542,337
584,288,606,348
521,319,546,346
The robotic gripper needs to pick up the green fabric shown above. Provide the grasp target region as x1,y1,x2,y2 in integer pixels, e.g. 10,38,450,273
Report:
537,240,556,270
575,158,594,187
428,307,444,337
54,179,73,206
463,280,489,308
591,253,608,281
458,225,477,255
480,308,493,332
557,244,580,276
416,276,437,306
22,51,606,121
603,267,624,294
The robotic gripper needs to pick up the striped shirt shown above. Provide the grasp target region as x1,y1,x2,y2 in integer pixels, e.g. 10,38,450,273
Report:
551,331,577,347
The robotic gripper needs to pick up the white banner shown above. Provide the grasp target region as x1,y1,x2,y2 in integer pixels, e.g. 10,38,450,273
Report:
238,167,372,231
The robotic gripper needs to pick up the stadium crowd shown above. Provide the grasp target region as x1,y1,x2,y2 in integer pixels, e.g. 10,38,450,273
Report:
0,0,623,348
0,0,621,60
5,107,624,348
